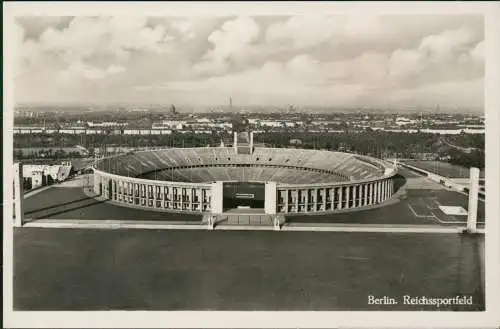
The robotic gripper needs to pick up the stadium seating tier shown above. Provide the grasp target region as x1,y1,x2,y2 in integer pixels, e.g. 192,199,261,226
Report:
96,147,386,184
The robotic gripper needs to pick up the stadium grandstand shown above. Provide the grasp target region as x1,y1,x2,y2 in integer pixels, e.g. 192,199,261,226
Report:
92,130,397,216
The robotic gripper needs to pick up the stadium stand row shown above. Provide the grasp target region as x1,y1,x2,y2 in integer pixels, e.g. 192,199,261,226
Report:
96,147,386,184
148,166,342,184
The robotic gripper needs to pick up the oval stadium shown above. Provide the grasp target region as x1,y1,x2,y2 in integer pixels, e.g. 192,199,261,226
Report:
93,131,398,216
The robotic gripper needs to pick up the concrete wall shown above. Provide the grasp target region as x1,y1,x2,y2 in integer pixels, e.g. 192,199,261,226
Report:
93,169,213,213
275,178,395,214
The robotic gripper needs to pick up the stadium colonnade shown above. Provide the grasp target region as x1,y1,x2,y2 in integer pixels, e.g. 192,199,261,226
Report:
92,143,398,216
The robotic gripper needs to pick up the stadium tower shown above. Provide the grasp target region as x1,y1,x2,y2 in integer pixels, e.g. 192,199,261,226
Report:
232,116,253,155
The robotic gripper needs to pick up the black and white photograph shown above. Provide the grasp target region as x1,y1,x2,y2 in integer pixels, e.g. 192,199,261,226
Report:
3,2,500,328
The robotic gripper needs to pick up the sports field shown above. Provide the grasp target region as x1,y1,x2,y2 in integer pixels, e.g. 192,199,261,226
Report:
13,228,484,311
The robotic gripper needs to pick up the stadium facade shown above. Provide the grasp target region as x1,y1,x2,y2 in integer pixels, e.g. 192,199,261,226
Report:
92,132,398,215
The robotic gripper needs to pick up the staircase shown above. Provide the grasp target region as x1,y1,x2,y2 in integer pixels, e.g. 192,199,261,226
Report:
218,214,273,226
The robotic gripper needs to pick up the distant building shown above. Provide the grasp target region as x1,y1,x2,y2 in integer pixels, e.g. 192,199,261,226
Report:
30,170,45,189
289,139,302,145
395,117,417,126
152,120,185,130
170,104,177,115
260,120,282,128
87,121,127,128
21,163,72,190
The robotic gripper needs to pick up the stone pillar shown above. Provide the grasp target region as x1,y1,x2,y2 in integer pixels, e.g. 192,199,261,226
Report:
233,132,238,153
304,189,309,212
356,185,362,207
294,189,299,212
284,189,289,213
152,184,157,207
359,185,364,207
386,180,390,199
133,183,138,205
386,180,389,200
198,189,203,210
273,216,280,231
345,186,351,208
467,167,480,232
189,188,193,210
250,132,254,153
353,186,357,207
323,188,327,211
386,180,390,200
377,181,382,203
381,180,386,201
363,184,370,206
211,181,224,214
93,170,100,195
384,180,388,201
352,185,357,207
14,163,24,227
366,183,371,205
207,215,215,230
313,188,318,211
327,188,332,210
337,187,343,210
121,181,125,202
370,183,375,204
377,181,381,203
265,181,277,215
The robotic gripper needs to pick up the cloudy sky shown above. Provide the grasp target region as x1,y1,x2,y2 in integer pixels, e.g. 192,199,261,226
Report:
14,15,484,110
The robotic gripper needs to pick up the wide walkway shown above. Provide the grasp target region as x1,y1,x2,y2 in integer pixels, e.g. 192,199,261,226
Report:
23,217,483,234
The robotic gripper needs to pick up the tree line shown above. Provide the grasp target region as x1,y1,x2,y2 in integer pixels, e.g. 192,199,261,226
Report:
13,131,485,169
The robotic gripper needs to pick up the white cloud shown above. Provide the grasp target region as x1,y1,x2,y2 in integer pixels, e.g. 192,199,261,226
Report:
387,26,483,83
171,19,195,39
266,16,340,50
194,17,259,74
342,16,388,37
14,15,484,110
13,21,26,77
59,61,125,82
265,16,393,51
419,26,476,62
470,41,484,62
388,48,424,77
19,17,174,72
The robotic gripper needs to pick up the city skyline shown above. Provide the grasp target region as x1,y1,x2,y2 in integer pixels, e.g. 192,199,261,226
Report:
15,15,484,111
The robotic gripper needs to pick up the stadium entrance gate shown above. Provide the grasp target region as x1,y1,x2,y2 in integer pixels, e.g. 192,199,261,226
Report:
222,182,265,211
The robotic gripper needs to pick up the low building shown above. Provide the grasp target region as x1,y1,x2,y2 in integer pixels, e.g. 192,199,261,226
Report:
22,164,73,190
